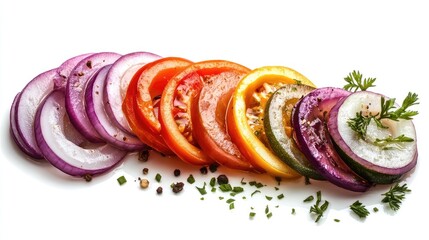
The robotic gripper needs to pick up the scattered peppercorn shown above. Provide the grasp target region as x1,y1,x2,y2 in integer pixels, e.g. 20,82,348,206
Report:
209,163,219,173
217,174,229,185
140,179,149,188
199,166,208,175
142,168,149,175
83,174,92,182
138,149,150,162
171,182,184,193
174,169,181,177
156,187,163,194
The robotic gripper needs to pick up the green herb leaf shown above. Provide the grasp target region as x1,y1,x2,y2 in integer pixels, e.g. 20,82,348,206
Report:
303,195,314,202
343,70,376,92
155,173,162,183
251,190,261,197
233,186,244,193
196,182,207,195
229,202,235,210
187,174,195,184
277,194,285,200
117,175,127,185
349,200,370,218
249,212,256,218
265,196,273,201
219,183,232,192
226,198,235,204
381,183,411,211
209,177,216,187
309,191,329,223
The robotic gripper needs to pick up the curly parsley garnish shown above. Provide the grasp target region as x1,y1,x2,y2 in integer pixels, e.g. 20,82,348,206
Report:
347,92,419,143
343,70,376,92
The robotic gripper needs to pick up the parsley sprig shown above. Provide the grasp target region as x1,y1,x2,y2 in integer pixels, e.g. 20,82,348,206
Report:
343,70,376,92
347,92,419,143
349,200,370,218
381,183,411,211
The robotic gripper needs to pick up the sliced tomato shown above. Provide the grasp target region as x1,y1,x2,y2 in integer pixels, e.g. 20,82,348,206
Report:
226,66,316,178
122,61,173,155
135,57,193,134
160,60,250,165
191,69,255,172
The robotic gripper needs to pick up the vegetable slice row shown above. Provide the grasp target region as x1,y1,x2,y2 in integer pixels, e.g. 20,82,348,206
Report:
9,52,419,193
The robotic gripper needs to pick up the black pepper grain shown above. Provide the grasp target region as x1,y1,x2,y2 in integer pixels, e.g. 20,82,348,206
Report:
209,163,219,173
142,168,149,175
174,169,181,177
83,174,92,182
217,174,229,185
138,149,150,162
199,166,208,175
156,187,163,194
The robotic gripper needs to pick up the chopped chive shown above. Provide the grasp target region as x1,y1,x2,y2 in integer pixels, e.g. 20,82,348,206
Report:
240,178,247,185
200,197,204,200
219,196,224,200
249,212,256,218
219,183,232,192
274,187,279,191
242,196,247,200
187,174,195,184
251,190,261,197
277,194,284,200
209,177,216,187
275,205,279,208
233,186,244,193
211,187,216,193
230,192,237,197
117,175,127,185
226,198,235,204
303,195,314,202
196,182,207,195
305,176,311,185
265,196,273,201
334,219,340,222
155,173,162,183
266,212,273,219
229,203,235,210
373,207,379,212
265,205,269,214
291,208,296,214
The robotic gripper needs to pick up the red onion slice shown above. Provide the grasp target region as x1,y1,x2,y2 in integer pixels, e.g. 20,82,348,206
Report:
35,90,127,177
85,65,146,151
15,68,58,159
10,93,44,159
66,52,122,143
104,52,161,134
54,53,93,90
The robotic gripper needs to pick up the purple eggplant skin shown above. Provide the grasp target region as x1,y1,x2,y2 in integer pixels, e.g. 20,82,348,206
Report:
292,87,372,192
328,92,418,184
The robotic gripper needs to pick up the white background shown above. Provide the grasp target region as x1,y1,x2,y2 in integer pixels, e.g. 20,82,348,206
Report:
1,0,428,239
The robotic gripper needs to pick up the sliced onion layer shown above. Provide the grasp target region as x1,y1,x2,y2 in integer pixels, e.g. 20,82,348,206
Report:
66,52,122,143
10,93,43,159
104,52,161,134
86,65,146,151
35,90,127,177
54,53,93,90
15,68,58,159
